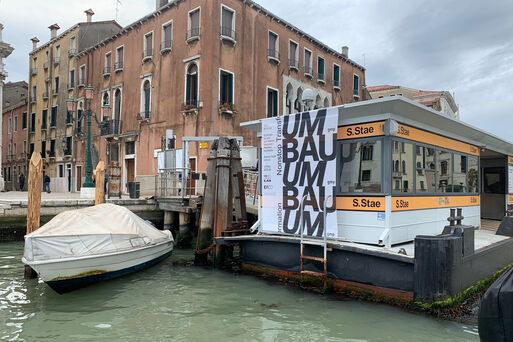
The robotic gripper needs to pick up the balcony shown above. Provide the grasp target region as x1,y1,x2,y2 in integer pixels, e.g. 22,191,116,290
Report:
289,58,299,71
78,79,85,87
304,65,312,78
31,67,37,76
318,73,325,84
142,49,153,62
186,27,200,43
103,66,111,77
267,49,280,64
160,40,172,54
100,119,122,136
42,91,49,99
67,82,74,90
114,61,123,72
220,26,236,44
68,48,76,57
53,57,60,65
334,79,340,90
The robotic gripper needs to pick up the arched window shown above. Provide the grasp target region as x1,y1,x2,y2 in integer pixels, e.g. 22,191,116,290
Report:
186,63,198,107
141,80,151,119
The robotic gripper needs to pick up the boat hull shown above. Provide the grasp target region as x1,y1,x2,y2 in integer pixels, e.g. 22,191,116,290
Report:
23,240,173,294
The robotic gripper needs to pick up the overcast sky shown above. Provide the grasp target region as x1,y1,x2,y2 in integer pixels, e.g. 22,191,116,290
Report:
1,0,512,139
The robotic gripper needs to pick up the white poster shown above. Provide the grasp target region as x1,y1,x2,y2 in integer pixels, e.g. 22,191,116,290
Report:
509,165,513,194
261,108,338,238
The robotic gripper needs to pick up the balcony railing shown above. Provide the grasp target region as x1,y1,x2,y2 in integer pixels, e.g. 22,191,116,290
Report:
142,49,153,61
161,40,172,52
220,26,236,41
68,48,76,56
103,66,111,76
186,27,200,42
114,61,123,72
31,68,37,75
304,65,312,76
267,49,280,62
53,57,60,65
289,58,299,70
100,119,122,136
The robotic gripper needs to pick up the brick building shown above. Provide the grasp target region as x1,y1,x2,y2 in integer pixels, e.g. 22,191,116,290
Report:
27,11,121,192
2,81,28,191
71,0,366,195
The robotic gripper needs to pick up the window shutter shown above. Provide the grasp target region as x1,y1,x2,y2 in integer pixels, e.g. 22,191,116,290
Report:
220,72,225,103
228,74,233,104
186,75,191,103
193,74,198,103
273,91,278,116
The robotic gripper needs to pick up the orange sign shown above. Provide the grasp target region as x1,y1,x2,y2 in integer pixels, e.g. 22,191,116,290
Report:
508,156,513,165
396,124,479,156
337,196,386,211
338,121,385,140
508,195,513,204
391,195,480,211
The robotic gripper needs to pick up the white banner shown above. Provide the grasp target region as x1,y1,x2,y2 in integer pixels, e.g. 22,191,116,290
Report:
509,165,513,194
261,108,338,238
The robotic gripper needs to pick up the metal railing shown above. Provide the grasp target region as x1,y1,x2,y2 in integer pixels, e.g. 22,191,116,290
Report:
220,26,236,40
267,49,280,60
186,27,200,41
161,40,172,51
142,49,153,60
68,48,76,56
114,61,124,71
155,167,197,199
103,66,111,75
100,119,122,136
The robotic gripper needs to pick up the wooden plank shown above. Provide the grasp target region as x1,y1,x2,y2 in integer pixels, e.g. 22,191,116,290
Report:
25,153,42,278
95,161,105,205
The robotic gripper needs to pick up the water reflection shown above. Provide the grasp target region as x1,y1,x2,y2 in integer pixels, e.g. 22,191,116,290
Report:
1,242,478,341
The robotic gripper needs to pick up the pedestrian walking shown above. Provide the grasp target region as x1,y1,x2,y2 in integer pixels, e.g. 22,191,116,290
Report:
104,172,108,195
43,174,51,193
19,173,25,191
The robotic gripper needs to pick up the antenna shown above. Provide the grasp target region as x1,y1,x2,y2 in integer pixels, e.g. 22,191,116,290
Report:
115,0,122,20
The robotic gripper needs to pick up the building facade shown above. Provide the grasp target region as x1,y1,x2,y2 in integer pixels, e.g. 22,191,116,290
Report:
2,81,28,191
27,10,121,192
71,0,366,195
0,23,14,191
367,85,459,119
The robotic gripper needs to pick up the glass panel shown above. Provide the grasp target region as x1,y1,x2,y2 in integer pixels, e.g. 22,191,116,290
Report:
268,32,276,50
339,140,382,193
484,167,505,194
392,141,414,193
222,8,233,29
468,156,479,193
436,150,452,192
415,146,435,192
453,154,467,192
190,10,199,29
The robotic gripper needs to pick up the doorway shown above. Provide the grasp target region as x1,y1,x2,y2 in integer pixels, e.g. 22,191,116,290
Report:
126,158,135,191
187,157,196,195
76,165,82,191
66,163,72,192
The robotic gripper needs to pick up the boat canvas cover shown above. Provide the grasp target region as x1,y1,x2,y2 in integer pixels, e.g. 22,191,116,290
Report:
23,204,173,262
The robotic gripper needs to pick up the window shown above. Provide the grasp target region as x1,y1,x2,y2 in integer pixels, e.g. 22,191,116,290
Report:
30,113,36,133
353,74,360,97
22,112,27,129
68,70,75,89
54,46,60,64
77,102,83,133
50,139,55,157
42,109,48,129
415,146,436,192
14,116,18,132
317,56,325,82
484,167,504,194
58,165,64,178
65,136,72,155
267,87,278,118
69,37,76,54
53,77,59,94
79,65,86,86
51,106,57,127
333,64,340,88
44,81,49,98
453,154,467,192
32,86,36,100
23,140,26,153
114,88,122,121
185,63,198,107
143,32,153,60
7,117,11,134
221,5,236,41
468,156,479,193
115,46,124,70
436,150,452,192
102,92,110,121
161,22,173,51
141,80,151,118
339,139,383,193
31,57,37,74
104,52,112,74
289,40,298,69
41,141,46,158
267,31,279,60
187,8,200,41
219,69,234,105
29,143,34,156
304,49,312,76
125,141,135,155
392,140,413,193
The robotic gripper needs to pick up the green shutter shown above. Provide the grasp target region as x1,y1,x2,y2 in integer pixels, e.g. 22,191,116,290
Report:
220,72,225,103
186,75,191,103
228,74,233,104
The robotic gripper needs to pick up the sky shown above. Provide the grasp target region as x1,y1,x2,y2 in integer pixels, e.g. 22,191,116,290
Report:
1,0,512,139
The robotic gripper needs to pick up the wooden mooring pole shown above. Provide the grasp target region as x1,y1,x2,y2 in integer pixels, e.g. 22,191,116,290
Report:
95,161,105,205
25,153,42,279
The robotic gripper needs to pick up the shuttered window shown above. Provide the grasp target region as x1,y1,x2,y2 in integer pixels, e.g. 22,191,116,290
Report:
267,88,278,118
219,70,233,104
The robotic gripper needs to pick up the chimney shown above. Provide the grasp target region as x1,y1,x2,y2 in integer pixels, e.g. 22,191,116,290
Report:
48,24,60,39
156,0,168,10
30,37,40,50
341,46,348,58
85,9,94,23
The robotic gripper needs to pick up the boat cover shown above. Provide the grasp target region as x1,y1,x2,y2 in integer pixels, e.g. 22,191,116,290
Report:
23,204,173,262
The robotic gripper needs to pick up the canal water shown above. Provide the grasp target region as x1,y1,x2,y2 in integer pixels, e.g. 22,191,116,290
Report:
1,242,478,341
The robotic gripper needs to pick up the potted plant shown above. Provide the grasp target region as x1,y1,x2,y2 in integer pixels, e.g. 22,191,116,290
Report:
136,113,143,121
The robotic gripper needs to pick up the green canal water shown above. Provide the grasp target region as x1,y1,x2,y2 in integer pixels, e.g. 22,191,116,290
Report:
1,242,478,341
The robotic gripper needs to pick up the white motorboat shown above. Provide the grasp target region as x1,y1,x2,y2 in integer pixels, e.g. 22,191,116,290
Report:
22,203,174,294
